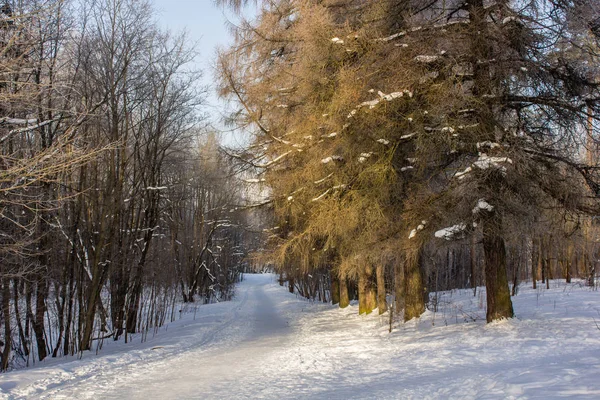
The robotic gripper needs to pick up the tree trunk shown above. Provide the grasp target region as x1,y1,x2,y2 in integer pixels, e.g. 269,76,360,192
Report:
404,247,425,321
288,277,295,294
470,235,477,295
376,264,387,314
330,271,340,306
1,278,11,371
358,266,376,315
532,236,539,289
482,212,514,322
33,278,48,361
394,259,405,315
339,277,349,308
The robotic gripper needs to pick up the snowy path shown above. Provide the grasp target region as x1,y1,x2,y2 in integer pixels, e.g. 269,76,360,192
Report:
1,275,298,399
2,274,600,399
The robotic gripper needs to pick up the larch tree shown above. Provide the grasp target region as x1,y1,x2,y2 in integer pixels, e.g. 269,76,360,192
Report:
218,0,600,324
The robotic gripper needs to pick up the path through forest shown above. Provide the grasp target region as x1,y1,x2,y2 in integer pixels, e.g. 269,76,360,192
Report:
3,274,600,399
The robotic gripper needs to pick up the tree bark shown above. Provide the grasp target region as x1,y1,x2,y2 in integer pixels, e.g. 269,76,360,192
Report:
358,266,376,315
394,259,405,315
376,264,387,314
482,212,514,322
339,277,349,308
33,278,48,361
288,277,295,294
404,247,425,321
1,278,11,371
330,271,340,305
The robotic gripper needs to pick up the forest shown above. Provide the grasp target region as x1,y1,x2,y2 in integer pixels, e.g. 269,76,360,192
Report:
1,0,600,374
0,0,258,370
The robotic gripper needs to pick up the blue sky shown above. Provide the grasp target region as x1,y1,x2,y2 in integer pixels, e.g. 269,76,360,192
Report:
152,0,255,143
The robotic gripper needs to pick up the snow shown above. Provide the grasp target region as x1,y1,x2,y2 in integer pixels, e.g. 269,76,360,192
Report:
3,274,600,399
414,55,441,63
477,141,501,150
321,155,344,164
434,223,467,240
473,199,494,214
331,37,344,45
409,221,426,239
314,173,333,184
358,153,373,163
503,16,519,24
473,154,513,170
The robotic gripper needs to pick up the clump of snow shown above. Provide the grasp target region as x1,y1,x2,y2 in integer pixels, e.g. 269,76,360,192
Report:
321,155,344,164
377,139,390,145
331,37,344,44
476,141,501,150
414,55,441,63
455,153,512,180
472,199,494,214
473,154,513,170
376,31,406,42
408,220,427,239
503,16,519,24
358,153,373,163
435,223,466,240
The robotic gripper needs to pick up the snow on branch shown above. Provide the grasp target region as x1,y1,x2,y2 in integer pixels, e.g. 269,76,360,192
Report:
255,151,292,168
314,173,333,184
321,155,344,164
0,117,38,125
311,184,347,202
358,153,373,163
435,223,467,240
414,55,441,64
473,154,513,170
375,20,469,43
408,221,427,239
472,199,494,215
347,90,412,119
454,153,513,180
0,117,62,144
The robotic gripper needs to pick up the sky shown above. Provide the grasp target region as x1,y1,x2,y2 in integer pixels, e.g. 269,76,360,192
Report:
151,0,255,146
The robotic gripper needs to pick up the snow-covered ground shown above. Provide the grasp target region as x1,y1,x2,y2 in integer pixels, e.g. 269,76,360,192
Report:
1,274,600,399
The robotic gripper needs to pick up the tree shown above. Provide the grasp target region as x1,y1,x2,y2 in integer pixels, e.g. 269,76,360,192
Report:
217,0,600,324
